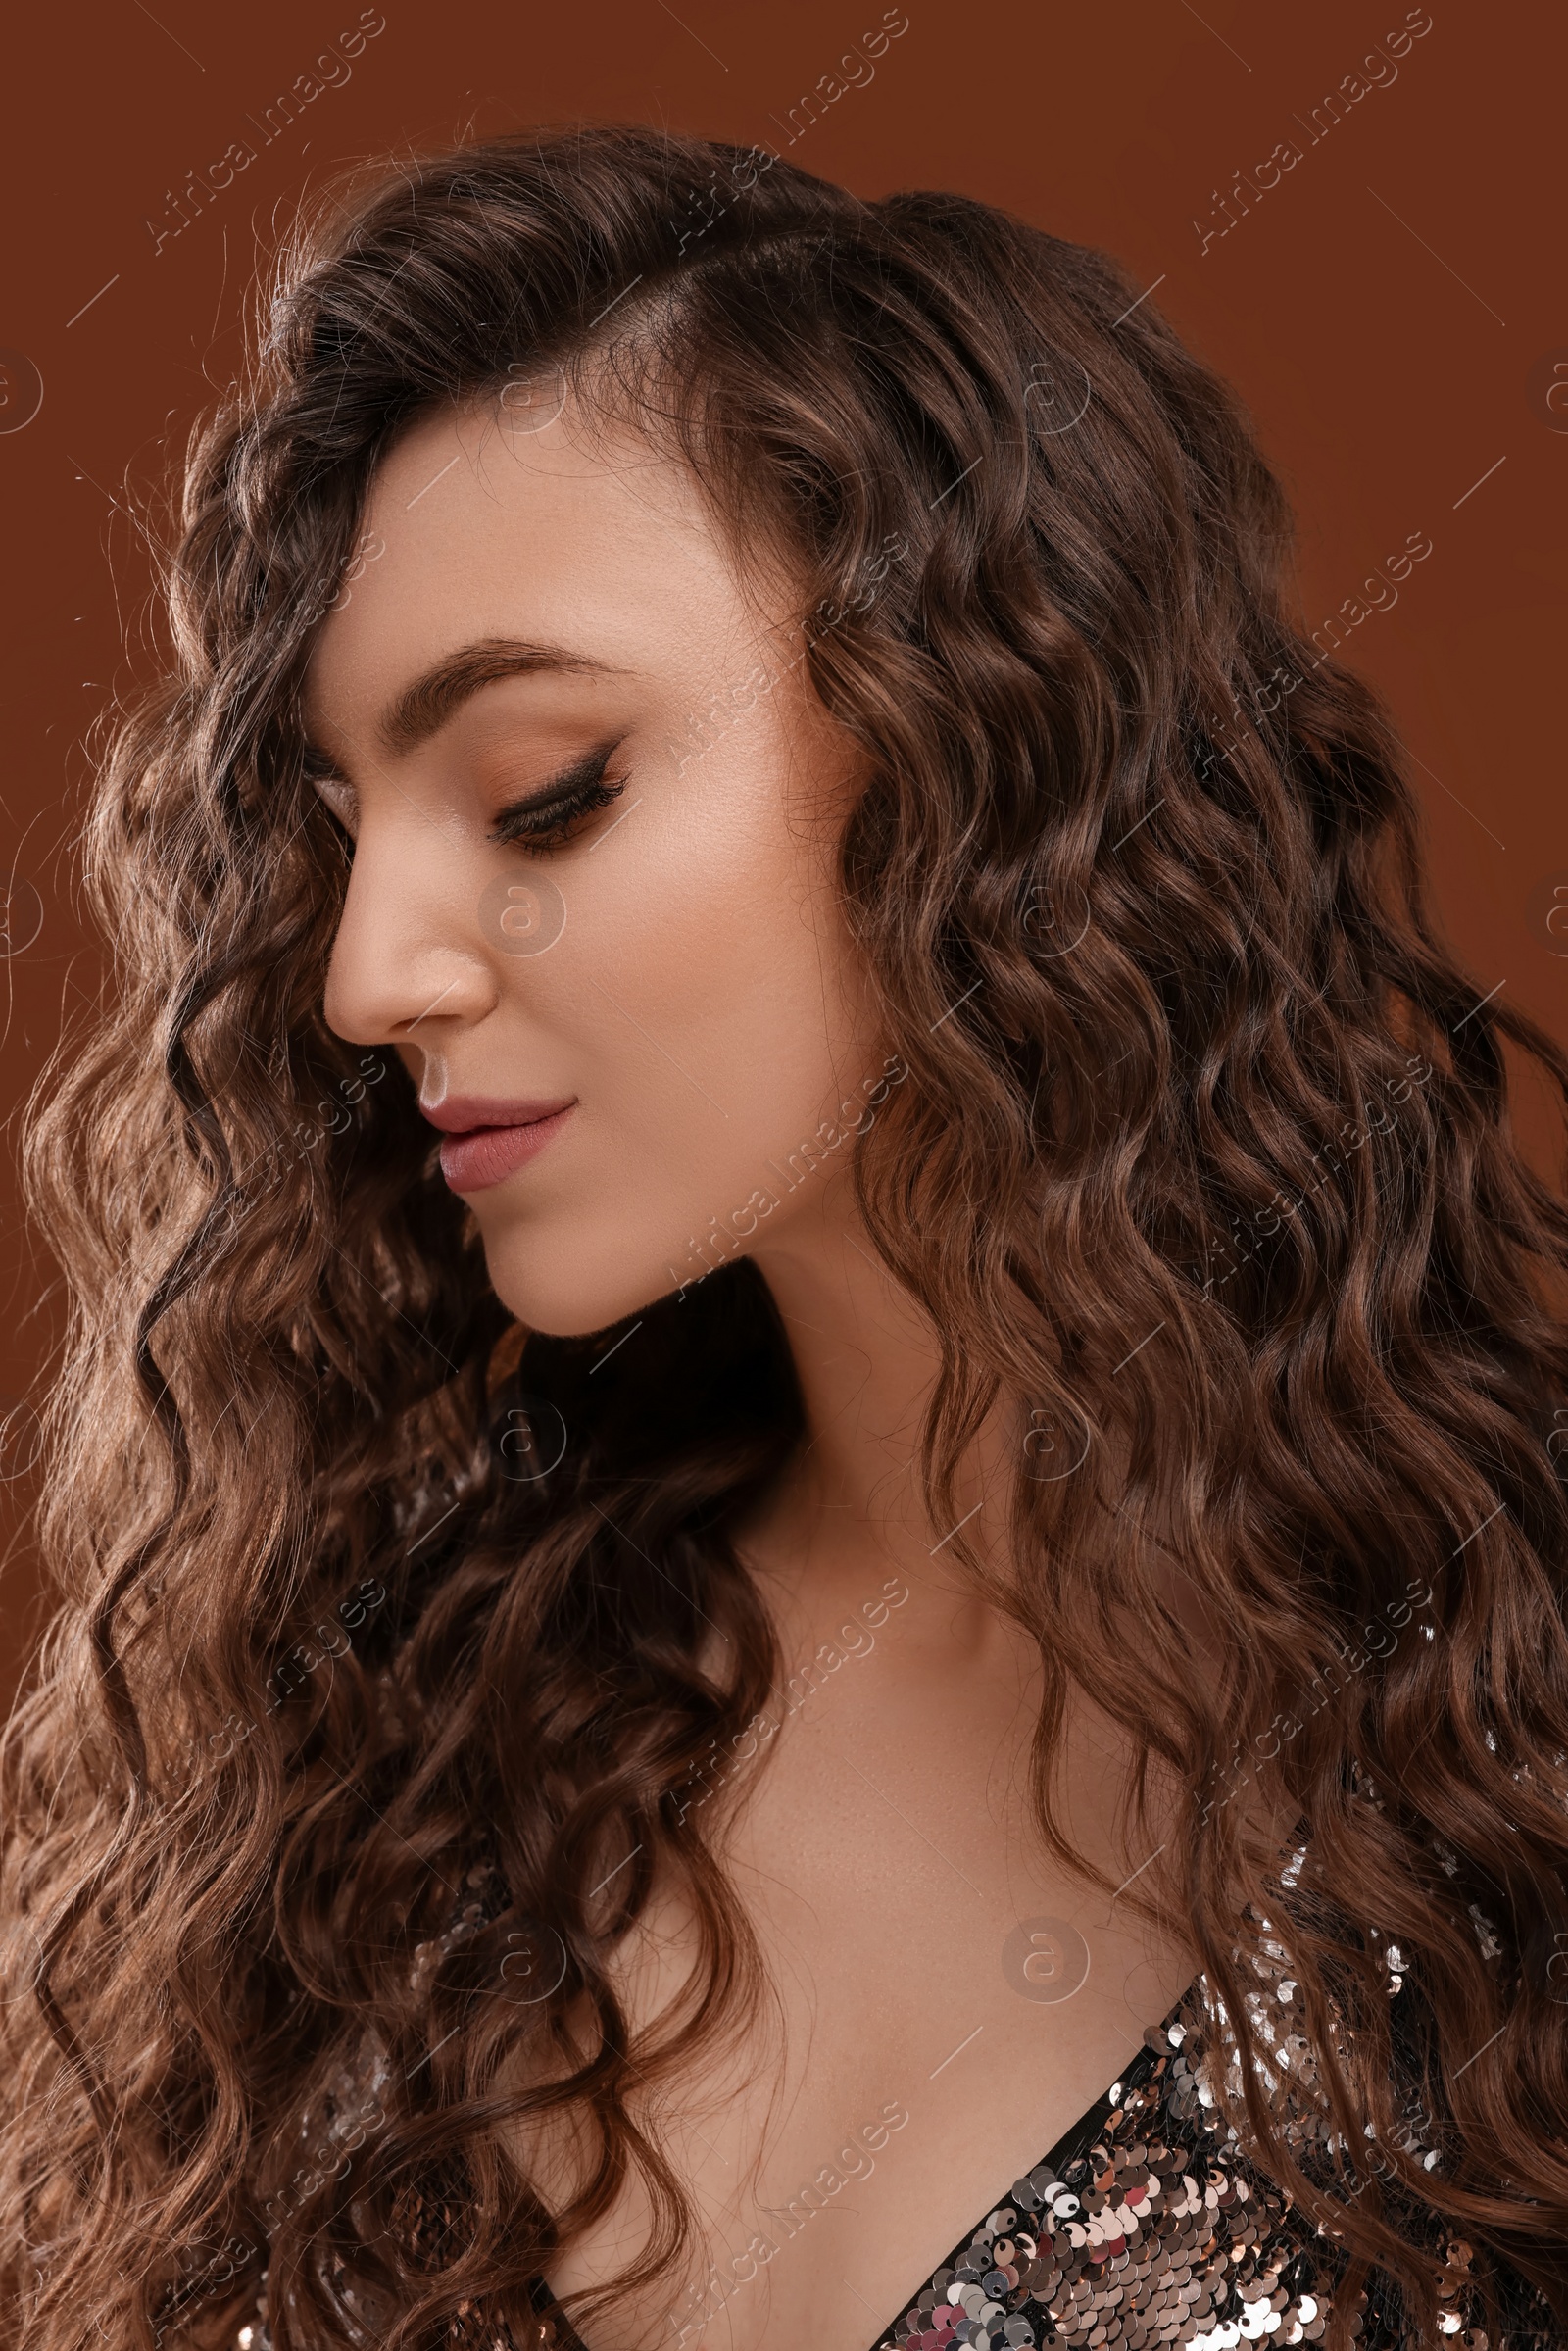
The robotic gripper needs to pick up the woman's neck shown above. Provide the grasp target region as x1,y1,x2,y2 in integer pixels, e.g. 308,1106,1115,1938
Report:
736,1173,1017,1664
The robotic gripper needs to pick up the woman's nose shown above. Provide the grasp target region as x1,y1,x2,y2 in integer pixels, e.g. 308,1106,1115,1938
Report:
321,823,498,1048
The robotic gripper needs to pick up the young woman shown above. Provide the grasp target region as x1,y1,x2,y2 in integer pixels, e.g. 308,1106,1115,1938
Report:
3,123,1566,2351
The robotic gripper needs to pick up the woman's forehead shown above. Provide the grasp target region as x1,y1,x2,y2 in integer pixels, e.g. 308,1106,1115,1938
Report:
302,400,763,751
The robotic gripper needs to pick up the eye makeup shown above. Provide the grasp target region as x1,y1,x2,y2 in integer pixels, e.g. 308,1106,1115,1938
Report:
486,736,628,854
299,733,630,854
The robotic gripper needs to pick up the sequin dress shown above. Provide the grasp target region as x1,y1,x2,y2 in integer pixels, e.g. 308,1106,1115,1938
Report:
859,1971,1560,2351
237,1969,1563,2351
514,1971,1562,2351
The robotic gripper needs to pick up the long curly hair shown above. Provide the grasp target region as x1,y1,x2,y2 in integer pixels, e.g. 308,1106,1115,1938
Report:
4,122,1568,2351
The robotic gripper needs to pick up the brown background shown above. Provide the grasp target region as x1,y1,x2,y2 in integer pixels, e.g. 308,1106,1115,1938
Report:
1,0,1564,1690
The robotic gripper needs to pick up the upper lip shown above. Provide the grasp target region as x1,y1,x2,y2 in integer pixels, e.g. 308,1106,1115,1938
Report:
418,1095,575,1135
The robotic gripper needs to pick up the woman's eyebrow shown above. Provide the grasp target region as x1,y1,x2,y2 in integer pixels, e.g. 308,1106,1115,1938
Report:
376,636,628,758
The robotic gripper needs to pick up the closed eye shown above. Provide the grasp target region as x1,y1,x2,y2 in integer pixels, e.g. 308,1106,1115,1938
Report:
314,777,359,832
300,739,629,852
489,738,628,853
304,753,360,838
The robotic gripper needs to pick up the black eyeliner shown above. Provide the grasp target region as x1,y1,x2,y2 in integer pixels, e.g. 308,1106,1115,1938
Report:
487,737,625,844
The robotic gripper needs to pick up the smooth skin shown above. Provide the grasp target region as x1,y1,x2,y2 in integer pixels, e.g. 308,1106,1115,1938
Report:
304,389,1200,2350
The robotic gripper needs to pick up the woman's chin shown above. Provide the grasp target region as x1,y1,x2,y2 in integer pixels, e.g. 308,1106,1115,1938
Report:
482,1235,707,1341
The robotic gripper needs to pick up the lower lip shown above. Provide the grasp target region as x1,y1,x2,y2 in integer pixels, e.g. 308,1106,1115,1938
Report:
438,1106,575,1193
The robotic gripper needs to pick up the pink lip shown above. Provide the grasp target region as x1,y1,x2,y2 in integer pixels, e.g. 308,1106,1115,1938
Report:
420,1097,576,1193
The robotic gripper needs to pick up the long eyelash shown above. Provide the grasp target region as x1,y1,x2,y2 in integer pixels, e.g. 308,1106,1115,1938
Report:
488,746,626,853
489,776,624,852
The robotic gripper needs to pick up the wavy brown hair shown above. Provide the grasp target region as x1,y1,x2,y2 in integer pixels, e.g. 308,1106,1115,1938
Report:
4,122,1568,2351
